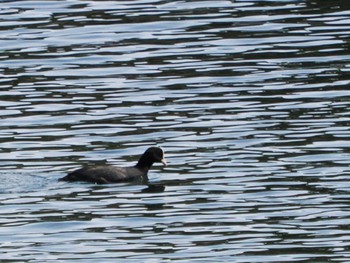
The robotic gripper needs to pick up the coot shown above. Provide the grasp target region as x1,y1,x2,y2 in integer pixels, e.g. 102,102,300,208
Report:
60,147,166,184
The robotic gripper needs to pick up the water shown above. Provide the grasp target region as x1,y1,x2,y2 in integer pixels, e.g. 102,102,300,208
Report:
1,0,350,261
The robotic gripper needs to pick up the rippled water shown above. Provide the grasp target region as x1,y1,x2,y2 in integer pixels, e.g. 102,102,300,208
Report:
2,0,350,261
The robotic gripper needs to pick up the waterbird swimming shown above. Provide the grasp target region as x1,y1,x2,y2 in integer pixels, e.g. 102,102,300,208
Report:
59,147,167,184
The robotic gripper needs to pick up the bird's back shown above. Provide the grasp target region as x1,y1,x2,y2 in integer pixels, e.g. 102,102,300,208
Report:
60,165,147,184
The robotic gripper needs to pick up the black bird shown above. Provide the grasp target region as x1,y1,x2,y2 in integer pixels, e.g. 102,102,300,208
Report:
60,147,167,184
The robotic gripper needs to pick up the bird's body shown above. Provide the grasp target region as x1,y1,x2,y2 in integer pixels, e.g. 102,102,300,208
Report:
62,165,146,184
60,147,166,184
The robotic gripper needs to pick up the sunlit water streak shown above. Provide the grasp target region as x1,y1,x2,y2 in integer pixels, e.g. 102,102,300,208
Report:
1,0,350,262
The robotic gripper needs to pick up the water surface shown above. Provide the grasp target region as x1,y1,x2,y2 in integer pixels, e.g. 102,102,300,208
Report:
1,0,350,262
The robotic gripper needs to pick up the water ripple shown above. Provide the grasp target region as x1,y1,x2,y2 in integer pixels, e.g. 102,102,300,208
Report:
1,0,350,262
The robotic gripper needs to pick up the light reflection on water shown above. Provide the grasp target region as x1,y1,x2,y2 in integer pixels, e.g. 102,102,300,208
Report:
1,0,350,262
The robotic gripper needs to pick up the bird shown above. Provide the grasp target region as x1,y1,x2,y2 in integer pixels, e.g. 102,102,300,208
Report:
59,147,167,184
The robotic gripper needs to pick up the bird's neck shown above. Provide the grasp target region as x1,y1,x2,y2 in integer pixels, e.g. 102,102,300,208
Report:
135,156,154,170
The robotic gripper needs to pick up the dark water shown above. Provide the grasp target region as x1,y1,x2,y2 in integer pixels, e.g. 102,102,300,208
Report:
1,0,350,261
